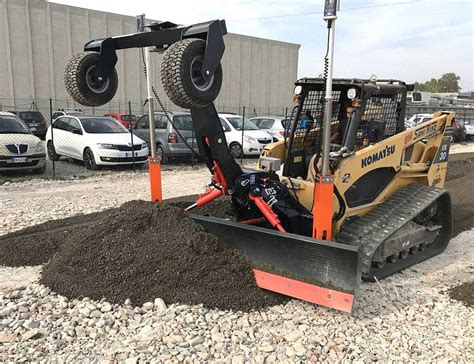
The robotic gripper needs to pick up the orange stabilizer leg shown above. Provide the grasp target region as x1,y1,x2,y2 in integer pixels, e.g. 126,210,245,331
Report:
149,156,162,203
313,174,334,240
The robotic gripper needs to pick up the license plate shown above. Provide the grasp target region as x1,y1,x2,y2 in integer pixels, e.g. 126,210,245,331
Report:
12,157,27,163
186,138,197,144
30,127,37,131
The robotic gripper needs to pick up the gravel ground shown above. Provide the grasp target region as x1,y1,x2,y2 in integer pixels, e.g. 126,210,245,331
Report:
1,158,473,362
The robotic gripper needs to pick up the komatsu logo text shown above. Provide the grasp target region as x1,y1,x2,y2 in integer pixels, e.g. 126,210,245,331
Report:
361,145,395,168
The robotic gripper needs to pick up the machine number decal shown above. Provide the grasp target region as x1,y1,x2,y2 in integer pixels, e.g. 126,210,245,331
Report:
342,173,351,183
433,137,451,164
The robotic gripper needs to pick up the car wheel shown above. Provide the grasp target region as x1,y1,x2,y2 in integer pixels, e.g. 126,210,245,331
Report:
83,148,99,170
47,141,60,161
33,165,46,175
229,142,243,158
64,51,118,107
156,144,168,164
161,38,223,109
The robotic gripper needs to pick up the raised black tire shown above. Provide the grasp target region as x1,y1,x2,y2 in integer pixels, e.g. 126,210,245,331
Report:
161,38,223,109
64,52,118,107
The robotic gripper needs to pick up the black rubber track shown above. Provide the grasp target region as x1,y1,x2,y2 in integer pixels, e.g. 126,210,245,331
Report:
337,184,452,281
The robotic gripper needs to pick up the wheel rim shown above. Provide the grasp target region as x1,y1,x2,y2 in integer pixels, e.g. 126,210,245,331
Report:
157,146,164,161
85,65,110,94
47,143,55,158
449,135,455,143
190,56,214,92
85,150,95,169
230,144,242,158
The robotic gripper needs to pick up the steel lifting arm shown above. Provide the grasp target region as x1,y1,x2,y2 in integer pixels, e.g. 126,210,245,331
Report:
84,20,227,86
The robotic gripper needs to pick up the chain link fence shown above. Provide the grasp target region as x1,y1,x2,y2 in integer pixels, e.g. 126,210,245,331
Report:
0,98,293,181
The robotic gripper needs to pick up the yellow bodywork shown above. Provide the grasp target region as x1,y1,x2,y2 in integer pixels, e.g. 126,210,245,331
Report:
260,111,455,237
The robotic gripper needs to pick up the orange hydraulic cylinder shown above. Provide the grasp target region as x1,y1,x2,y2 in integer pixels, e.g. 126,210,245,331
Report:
312,174,334,240
149,156,162,203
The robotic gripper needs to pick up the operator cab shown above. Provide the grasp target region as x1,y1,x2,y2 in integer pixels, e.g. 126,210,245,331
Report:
283,78,412,179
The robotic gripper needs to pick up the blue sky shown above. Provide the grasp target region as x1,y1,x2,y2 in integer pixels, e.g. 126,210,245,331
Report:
52,0,473,90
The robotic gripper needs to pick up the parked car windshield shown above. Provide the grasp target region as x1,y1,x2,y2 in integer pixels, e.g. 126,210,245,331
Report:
122,115,137,122
227,117,259,130
0,115,31,134
258,120,275,129
17,111,44,122
80,118,128,134
172,115,193,130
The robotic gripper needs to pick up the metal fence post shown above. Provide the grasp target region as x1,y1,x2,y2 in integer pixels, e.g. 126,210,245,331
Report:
129,101,136,172
241,106,245,164
49,98,55,179
191,129,195,167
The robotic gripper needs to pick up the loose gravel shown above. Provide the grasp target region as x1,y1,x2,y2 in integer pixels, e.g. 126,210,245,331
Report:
1,157,473,362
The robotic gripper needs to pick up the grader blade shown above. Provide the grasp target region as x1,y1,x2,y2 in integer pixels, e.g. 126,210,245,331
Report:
190,214,360,312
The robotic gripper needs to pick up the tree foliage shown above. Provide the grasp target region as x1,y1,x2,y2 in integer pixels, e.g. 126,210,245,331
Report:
414,73,461,93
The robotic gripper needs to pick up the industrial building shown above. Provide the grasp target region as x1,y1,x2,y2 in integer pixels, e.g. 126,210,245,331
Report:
0,0,300,115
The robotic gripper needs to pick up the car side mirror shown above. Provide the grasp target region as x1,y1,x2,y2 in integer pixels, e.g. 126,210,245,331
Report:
72,128,83,135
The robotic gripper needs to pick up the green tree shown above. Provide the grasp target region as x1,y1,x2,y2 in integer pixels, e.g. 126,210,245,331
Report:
415,73,461,92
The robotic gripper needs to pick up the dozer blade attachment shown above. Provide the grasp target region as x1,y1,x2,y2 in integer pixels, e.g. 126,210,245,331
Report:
190,214,360,312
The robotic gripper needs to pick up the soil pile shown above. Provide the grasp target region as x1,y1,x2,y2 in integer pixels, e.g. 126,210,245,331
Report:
38,201,287,311
446,158,473,181
445,157,474,236
0,213,100,266
448,281,474,307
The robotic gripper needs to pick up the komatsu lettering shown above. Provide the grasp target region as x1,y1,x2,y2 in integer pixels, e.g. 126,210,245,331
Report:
361,145,395,168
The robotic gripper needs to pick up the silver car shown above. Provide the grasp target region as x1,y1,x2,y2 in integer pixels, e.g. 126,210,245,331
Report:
0,112,46,174
133,112,199,163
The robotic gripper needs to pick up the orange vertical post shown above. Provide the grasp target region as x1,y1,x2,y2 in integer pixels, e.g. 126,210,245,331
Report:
149,156,162,203
312,174,334,240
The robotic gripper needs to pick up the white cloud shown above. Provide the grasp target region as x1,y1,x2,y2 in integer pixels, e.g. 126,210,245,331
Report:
50,0,474,90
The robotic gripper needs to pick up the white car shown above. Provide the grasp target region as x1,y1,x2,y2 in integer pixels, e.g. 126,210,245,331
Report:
408,113,432,126
45,116,149,170
0,112,46,173
464,119,474,140
218,114,273,158
250,116,288,142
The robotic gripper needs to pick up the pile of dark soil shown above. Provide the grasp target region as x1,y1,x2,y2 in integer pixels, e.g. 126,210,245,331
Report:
38,200,287,311
446,158,473,181
0,212,101,266
445,157,474,236
448,281,474,307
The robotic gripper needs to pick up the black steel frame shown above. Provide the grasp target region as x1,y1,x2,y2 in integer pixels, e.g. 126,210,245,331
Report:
84,20,227,85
